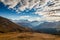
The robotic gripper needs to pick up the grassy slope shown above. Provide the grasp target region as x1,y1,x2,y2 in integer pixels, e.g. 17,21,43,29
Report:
0,16,31,33
0,17,60,40
0,32,60,40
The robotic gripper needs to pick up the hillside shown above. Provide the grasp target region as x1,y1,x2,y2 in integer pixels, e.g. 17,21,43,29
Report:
0,16,60,40
0,16,31,33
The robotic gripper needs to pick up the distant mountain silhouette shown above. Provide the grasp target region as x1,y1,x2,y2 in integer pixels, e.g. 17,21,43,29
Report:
15,20,60,34
33,22,60,30
0,16,31,33
12,19,60,35
15,20,33,28
33,22,60,35
14,20,42,28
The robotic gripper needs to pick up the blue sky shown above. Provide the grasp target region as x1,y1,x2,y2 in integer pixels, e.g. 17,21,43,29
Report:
0,0,60,22
0,2,18,18
0,2,41,20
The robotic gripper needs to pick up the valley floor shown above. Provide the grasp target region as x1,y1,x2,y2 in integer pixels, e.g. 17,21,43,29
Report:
0,32,60,40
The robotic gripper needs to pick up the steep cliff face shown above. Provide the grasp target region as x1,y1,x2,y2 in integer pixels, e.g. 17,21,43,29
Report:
0,16,31,33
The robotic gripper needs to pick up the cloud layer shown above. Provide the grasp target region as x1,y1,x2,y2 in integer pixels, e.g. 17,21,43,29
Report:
19,16,43,22
1,0,60,22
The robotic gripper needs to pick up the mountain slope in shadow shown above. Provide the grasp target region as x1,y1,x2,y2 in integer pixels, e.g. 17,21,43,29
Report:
0,16,31,33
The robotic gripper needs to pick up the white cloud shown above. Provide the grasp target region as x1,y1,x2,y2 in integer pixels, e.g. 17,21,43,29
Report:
35,0,60,22
19,15,60,22
19,16,43,22
1,0,60,22
1,0,20,8
0,0,41,11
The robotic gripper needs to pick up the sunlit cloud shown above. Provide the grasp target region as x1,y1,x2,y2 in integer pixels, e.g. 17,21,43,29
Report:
1,0,20,8
35,0,60,22
1,0,60,22
19,16,43,22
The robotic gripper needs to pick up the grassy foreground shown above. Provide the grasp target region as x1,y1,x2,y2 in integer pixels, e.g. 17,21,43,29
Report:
0,32,60,40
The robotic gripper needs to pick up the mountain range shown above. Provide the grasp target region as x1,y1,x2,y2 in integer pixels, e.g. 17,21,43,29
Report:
0,16,60,34
0,17,60,40
0,16,31,33
14,20,60,34
14,20,60,29
13,20,43,28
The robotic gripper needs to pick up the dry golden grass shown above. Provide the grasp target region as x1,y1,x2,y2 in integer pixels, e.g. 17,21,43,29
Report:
0,32,60,40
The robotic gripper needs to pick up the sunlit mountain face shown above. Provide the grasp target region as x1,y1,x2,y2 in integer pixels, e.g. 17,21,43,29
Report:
0,0,60,29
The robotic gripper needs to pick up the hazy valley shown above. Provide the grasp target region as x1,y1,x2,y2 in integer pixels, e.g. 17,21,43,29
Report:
0,16,60,40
